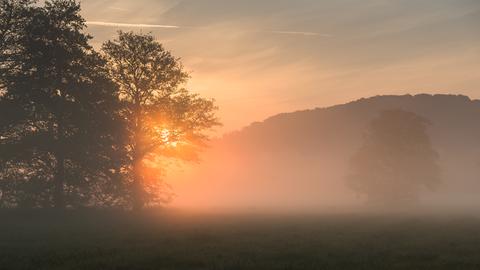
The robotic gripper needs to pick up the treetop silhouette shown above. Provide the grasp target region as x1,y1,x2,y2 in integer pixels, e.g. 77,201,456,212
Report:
347,109,441,206
102,31,220,209
0,1,220,209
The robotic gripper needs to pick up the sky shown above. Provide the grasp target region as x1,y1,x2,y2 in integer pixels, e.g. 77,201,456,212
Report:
80,0,480,134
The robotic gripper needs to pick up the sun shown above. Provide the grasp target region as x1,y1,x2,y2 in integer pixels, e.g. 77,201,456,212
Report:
153,126,180,148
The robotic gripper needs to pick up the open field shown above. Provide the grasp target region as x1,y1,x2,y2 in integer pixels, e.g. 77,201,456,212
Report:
1,210,480,270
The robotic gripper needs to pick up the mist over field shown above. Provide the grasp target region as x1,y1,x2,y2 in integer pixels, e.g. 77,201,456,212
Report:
170,94,480,213
2,0,480,269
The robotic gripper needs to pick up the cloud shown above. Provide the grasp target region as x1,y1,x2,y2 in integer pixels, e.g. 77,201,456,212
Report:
268,31,331,37
107,7,129,12
86,21,330,37
86,21,181,29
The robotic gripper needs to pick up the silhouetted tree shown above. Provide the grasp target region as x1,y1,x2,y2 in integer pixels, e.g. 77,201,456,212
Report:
0,0,34,90
347,109,440,206
0,0,125,208
102,31,220,209
0,0,33,50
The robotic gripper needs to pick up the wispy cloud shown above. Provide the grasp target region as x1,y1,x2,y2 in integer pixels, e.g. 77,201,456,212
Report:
86,21,330,37
107,7,129,12
87,21,181,29
268,31,331,37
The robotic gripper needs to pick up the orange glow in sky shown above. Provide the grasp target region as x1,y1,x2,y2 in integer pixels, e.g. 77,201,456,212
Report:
76,0,480,209
81,0,479,134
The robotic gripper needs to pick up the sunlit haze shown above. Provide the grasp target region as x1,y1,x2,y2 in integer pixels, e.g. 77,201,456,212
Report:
3,1,480,268
81,0,480,133
70,0,480,211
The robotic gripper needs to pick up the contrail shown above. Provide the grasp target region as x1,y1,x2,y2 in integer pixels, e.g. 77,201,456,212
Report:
87,21,181,29
269,31,331,37
108,7,129,12
86,21,331,37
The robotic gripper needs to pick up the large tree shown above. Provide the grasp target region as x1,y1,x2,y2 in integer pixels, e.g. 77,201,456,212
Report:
102,31,220,209
347,109,441,206
0,0,124,208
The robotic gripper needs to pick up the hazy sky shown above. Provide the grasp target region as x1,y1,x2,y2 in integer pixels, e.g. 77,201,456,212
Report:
80,0,480,133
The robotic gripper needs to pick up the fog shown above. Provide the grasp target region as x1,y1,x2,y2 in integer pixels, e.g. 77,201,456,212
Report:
3,1,480,268
169,94,480,214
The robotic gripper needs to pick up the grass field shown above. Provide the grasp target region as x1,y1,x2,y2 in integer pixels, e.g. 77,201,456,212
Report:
1,210,480,270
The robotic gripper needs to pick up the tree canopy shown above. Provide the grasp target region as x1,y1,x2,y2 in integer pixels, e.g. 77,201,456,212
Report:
0,0,127,208
102,31,220,209
0,1,220,209
347,109,441,207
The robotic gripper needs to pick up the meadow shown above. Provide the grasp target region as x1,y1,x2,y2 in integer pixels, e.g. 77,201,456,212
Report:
1,210,480,270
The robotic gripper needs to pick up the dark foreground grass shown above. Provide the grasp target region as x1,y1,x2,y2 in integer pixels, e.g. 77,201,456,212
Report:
1,210,480,270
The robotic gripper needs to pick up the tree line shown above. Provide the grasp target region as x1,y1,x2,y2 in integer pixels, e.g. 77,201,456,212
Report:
0,0,220,209
0,0,442,210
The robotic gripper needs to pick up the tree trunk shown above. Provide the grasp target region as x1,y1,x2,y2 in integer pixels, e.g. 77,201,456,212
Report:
53,113,65,209
132,158,144,210
132,101,145,211
53,151,65,209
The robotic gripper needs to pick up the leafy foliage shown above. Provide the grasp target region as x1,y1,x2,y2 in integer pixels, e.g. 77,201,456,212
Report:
347,109,441,206
102,31,220,209
0,2,219,209
0,0,125,208
0,0,35,89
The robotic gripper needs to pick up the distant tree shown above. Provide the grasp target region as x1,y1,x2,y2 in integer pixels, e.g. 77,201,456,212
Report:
0,0,125,208
347,109,440,206
102,31,220,209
